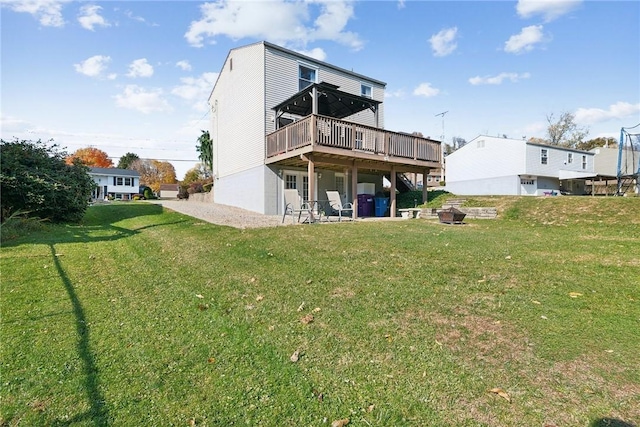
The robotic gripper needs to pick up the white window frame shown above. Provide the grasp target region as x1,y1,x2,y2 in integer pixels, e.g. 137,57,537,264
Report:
360,83,372,98
541,148,548,165
567,152,573,164
298,63,317,92
116,177,123,185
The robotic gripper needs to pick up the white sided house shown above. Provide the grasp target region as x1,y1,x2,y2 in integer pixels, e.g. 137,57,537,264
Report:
445,136,595,196
208,41,441,217
89,167,140,200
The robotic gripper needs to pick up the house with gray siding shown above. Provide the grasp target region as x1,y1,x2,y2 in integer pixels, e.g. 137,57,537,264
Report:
589,146,639,195
208,41,441,217
445,135,595,196
89,167,140,200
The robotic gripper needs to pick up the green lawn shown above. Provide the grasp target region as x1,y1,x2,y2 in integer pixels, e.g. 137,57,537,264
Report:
1,198,639,426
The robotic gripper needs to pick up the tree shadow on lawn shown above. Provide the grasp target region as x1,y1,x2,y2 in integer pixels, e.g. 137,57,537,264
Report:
19,204,188,426
591,418,637,427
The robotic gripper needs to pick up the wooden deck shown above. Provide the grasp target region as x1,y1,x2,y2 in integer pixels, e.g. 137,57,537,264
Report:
266,114,441,168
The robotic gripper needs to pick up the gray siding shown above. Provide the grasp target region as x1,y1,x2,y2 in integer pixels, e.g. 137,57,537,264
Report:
525,144,593,176
264,46,384,132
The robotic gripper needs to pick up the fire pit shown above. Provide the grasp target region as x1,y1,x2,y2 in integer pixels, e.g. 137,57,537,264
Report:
438,207,466,224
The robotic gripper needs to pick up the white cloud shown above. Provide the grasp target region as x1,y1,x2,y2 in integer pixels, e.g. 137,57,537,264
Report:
0,114,31,134
114,85,172,114
574,102,640,125
413,83,440,98
385,89,406,98
468,72,531,85
176,60,192,71
397,0,405,9
171,72,219,111
429,27,458,57
516,0,582,22
74,55,112,78
294,47,327,62
184,0,362,50
126,58,154,78
78,4,109,31
504,25,545,54
3,0,68,27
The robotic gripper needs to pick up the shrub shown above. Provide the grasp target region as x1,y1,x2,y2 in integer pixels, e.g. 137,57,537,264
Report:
1,139,95,223
143,187,154,200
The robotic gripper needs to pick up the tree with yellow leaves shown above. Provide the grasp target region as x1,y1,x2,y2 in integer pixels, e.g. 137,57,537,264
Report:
130,159,177,193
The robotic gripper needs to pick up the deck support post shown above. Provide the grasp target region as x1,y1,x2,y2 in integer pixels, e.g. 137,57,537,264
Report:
351,162,358,220
390,166,397,218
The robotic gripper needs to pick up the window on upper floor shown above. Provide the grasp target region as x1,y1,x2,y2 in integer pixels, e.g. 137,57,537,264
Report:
124,177,132,186
541,148,548,165
116,177,123,185
567,152,573,164
582,155,587,170
361,84,372,98
299,64,316,91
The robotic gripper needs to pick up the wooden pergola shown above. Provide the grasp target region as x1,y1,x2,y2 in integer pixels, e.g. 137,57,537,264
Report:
268,82,441,219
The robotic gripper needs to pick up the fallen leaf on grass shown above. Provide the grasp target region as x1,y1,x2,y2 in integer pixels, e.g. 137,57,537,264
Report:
256,295,264,302
331,419,349,427
198,303,209,311
312,307,321,313
489,387,511,402
207,357,215,364
367,404,375,412
297,302,305,312
569,292,583,298
290,350,300,362
196,294,204,299
532,300,541,305
384,334,392,342
300,314,314,324
306,279,313,284
505,255,512,260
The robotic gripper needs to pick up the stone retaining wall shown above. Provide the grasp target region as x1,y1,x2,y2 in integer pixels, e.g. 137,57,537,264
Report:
187,192,213,203
421,207,497,219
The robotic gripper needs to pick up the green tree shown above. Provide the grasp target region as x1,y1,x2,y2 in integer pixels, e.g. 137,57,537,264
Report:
196,130,213,173
1,139,95,223
574,137,617,151
117,152,140,169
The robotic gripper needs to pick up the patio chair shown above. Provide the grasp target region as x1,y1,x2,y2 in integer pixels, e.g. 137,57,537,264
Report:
283,189,312,224
326,190,353,222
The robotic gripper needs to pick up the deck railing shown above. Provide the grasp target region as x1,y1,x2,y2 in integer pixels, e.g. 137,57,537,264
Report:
266,114,441,163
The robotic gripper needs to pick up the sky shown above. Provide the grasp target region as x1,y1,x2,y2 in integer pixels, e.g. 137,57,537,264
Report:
2,0,639,180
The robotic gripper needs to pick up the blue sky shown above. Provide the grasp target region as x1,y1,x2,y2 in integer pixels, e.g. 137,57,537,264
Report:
2,0,639,179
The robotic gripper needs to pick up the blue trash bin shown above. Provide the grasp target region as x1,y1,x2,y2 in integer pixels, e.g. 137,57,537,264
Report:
374,197,389,217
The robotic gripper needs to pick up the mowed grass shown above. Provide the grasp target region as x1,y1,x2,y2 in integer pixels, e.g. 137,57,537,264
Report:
1,197,639,426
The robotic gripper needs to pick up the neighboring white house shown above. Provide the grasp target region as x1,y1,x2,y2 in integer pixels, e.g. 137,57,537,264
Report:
89,167,140,200
444,135,596,196
208,41,441,217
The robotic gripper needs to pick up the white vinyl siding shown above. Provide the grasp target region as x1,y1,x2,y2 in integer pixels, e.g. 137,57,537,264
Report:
210,43,266,179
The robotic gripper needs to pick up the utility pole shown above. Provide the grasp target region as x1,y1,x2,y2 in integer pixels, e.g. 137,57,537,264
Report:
435,111,448,182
